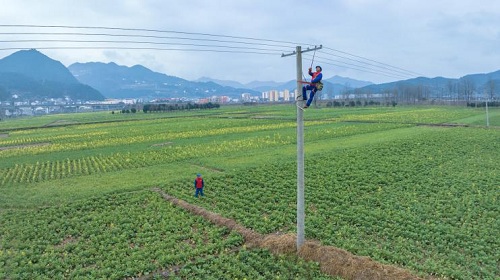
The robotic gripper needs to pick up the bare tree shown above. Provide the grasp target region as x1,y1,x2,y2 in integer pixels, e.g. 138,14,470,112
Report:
459,78,475,103
446,80,456,103
487,78,497,101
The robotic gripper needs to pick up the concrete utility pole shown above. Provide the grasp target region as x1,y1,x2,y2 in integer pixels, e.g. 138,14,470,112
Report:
485,91,490,127
282,45,322,250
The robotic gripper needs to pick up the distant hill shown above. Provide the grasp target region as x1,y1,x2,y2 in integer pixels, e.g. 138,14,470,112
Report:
195,77,247,89
196,75,372,93
3,49,497,103
0,49,104,101
69,62,260,99
355,70,500,100
0,49,78,84
323,75,373,88
462,70,500,88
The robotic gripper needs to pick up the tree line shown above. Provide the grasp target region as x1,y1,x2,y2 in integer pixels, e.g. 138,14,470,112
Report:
327,77,499,106
142,102,220,113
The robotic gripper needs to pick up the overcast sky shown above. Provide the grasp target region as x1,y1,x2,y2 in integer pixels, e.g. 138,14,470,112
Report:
0,0,499,84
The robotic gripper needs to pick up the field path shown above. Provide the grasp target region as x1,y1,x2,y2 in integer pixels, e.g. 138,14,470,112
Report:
0,142,50,151
153,188,427,280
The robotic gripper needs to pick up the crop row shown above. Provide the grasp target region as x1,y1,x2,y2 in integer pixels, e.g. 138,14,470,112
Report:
0,190,336,279
0,122,409,185
172,248,333,279
0,134,293,186
1,113,411,159
164,126,499,279
0,191,240,279
0,156,130,185
339,107,482,124
0,119,298,158
0,131,108,147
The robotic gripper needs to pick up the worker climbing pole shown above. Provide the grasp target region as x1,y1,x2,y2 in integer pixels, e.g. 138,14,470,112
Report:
299,65,323,109
281,45,322,250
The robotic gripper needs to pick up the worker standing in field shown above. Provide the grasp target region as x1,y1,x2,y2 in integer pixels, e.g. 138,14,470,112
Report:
194,173,204,198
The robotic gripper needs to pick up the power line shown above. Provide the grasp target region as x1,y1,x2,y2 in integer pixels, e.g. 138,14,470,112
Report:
0,24,314,48
0,32,296,49
305,54,413,80
310,57,410,80
322,46,423,76
0,24,424,80
0,46,279,55
317,51,416,77
0,39,286,53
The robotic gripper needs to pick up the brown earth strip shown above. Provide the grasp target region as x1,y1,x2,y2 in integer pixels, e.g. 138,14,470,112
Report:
151,142,173,147
44,120,79,126
344,120,470,128
152,188,426,280
0,142,50,151
190,164,225,173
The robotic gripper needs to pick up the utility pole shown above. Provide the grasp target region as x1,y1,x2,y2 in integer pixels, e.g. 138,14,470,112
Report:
485,90,490,127
282,45,322,251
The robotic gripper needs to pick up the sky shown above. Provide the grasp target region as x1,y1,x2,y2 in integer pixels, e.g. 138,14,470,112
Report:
0,0,499,84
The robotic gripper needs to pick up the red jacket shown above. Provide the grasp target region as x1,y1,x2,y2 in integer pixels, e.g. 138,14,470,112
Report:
309,69,323,84
194,177,204,189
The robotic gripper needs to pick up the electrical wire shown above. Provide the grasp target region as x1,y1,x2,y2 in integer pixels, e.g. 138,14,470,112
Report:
0,47,279,55
322,46,423,76
304,54,412,80
0,24,424,81
310,57,410,80
0,39,286,53
0,24,314,48
0,32,297,49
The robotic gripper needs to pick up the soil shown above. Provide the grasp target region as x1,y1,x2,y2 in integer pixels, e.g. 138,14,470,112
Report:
152,188,426,280
0,142,50,151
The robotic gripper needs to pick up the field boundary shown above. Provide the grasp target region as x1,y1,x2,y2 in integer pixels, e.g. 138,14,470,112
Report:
152,188,426,280
0,142,50,151
0,112,222,133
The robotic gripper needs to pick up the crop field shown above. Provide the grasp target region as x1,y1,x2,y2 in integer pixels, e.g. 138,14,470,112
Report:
0,105,499,279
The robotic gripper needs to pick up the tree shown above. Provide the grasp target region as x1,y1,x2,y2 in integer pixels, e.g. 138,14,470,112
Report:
459,78,475,103
487,78,497,101
446,80,457,104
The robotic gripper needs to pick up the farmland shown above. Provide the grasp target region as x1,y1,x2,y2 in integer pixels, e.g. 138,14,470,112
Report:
0,105,499,279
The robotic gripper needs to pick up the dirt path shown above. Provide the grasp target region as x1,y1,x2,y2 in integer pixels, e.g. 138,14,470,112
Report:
0,142,50,151
152,188,425,280
190,163,225,173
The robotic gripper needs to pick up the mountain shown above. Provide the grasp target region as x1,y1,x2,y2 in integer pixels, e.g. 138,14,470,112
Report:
462,70,500,87
195,78,291,91
0,49,78,84
323,75,373,88
195,77,246,89
353,70,500,100
69,62,260,99
245,80,285,91
0,49,104,101
196,75,373,94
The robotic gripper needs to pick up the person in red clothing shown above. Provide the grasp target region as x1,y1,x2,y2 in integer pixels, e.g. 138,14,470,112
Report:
194,173,204,198
299,65,323,108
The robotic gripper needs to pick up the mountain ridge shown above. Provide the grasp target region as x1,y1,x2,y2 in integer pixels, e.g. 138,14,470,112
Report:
0,49,78,84
0,49,105,101
1,49,498,102
69,62,261,99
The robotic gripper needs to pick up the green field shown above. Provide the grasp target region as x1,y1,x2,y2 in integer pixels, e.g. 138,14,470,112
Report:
0,105,499,279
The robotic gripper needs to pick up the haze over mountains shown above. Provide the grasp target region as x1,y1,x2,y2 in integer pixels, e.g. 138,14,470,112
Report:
0,49,498,102
68,62,261,99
